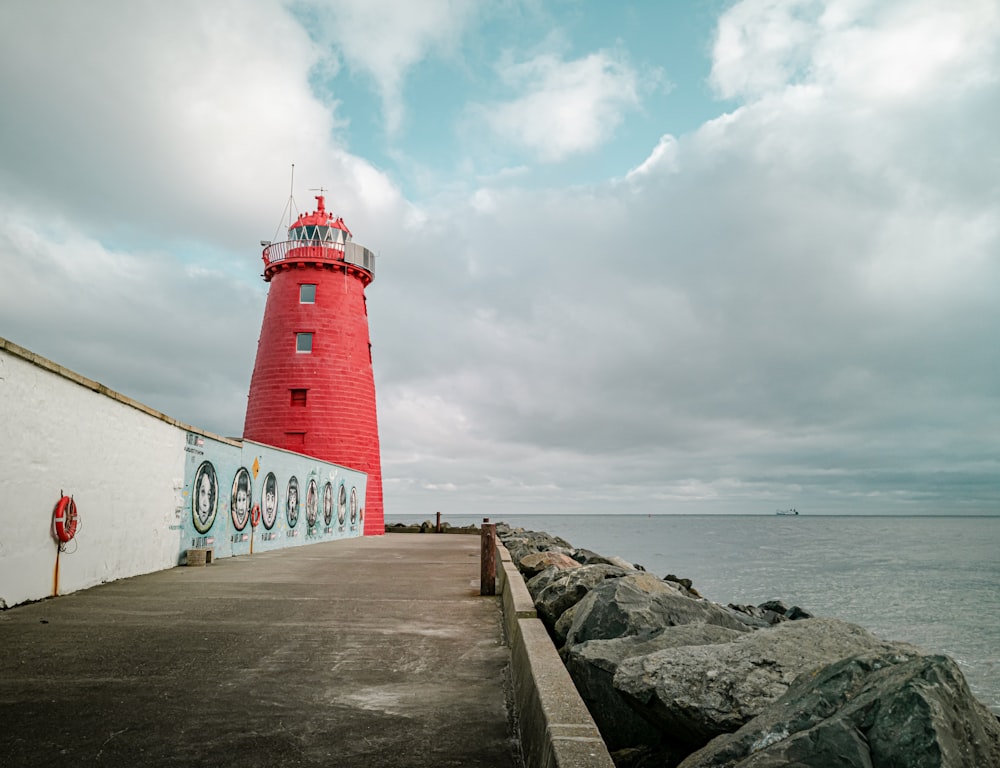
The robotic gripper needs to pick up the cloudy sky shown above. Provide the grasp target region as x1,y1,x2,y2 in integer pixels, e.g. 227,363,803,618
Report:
1,0,997,517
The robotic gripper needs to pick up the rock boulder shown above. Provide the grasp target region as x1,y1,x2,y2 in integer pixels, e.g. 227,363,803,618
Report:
677,651,1000,768
518,550,580,578
500,529,573,566
613,618,918,748
565,625,746,752
534,563,630,627
564,572,751,648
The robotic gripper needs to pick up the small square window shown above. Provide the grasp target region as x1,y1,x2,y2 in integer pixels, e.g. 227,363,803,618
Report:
296,333,313,353
300,284,316,304
290,389,307,407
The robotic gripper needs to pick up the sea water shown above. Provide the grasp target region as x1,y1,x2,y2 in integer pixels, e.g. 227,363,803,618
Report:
388,513,1000,713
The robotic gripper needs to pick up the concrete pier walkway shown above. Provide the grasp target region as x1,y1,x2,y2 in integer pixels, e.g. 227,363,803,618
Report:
0,534,521,767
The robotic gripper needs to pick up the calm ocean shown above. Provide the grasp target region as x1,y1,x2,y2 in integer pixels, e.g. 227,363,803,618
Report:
389,513,1000,713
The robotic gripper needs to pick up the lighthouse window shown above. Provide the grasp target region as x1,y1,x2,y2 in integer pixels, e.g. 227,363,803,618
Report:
296,333,313,353
290,389,307,407
299,284,316,303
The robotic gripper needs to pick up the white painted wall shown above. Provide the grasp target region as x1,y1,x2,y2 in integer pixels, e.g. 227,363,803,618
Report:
0,342,189,607
0,338,369,609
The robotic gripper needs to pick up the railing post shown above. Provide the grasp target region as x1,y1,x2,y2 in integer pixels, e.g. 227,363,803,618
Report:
480,517,496,596
436,511,442,533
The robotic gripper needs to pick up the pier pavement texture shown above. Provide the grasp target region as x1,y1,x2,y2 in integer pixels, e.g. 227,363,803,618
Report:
0,535,520,768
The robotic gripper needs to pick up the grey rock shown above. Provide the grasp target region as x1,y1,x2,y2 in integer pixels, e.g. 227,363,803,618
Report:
564,572,751,648
605,555,640,571
500,529,573,566
565,625,745,752
552,602,579,648
518,550,580,578
525,566,568,600
613,618,917,748
534,564,630,627
754,599,815,621
758,599,789,615
678,651,1000,768
570,547,618,566
663,574,701,598
785,604,814,620
727,603,786,627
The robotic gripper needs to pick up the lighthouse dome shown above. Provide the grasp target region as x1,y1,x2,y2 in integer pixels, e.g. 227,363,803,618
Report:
288,195,353,244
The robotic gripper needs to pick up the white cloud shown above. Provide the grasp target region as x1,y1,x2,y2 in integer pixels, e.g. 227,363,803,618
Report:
0,205,264,435
710,0,821,100
472,49,646,162
626,134,679,181
2,0,999,518
814,0,1000,103
0,0,407,251
711,0,1000,104
369,0,1000,514
300,0,482,134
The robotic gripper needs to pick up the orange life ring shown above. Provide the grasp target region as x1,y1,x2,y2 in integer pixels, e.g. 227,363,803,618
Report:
251,504,261,528
53,496,79,543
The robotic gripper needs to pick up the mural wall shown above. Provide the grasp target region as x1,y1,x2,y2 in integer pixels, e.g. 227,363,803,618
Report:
0,337,367,610
180,435,366,560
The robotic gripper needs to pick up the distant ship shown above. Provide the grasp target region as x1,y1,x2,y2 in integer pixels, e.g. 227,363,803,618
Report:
776,508,800,516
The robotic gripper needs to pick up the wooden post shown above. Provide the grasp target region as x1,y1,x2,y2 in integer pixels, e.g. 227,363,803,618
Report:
480,517,496,596
436,511,441,533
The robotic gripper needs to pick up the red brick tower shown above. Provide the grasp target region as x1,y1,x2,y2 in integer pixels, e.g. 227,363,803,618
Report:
244,194,383,534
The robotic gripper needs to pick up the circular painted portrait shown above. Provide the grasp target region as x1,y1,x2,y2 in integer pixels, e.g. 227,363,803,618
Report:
261,472,278,530
192,461,218,534
337,483,347,525
305,479,318,528
286,476,300,527
350,486,358,524
230,468,252,531
323,482,334,526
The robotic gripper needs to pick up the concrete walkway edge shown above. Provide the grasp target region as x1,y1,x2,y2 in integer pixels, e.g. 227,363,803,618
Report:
497,543,615,768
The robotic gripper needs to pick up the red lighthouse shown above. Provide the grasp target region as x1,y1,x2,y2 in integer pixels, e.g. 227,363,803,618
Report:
244,194,383,534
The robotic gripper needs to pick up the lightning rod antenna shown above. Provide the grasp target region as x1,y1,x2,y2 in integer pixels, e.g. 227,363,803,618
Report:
269,163,300,244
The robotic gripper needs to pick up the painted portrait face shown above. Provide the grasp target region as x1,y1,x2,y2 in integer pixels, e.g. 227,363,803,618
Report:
350,487,358,524
338,484,347,525
262,473,278,530
231,468,252,531
191,461,217,534
286,476,299,527
198,475,212,518
306,480,318,527
323,482,333,526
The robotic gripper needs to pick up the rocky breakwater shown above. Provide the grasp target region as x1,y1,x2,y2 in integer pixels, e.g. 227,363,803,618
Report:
497,525,1000,768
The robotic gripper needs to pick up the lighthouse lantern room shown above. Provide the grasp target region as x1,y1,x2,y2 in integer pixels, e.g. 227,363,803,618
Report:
243,193,384,535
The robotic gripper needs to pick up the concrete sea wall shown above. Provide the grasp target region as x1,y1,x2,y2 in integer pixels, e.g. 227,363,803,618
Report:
498,525,1000,768
497,541,616,768
0,336,368,609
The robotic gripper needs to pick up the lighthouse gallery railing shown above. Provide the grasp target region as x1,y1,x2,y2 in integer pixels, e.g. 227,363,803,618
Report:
262,240,375,275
